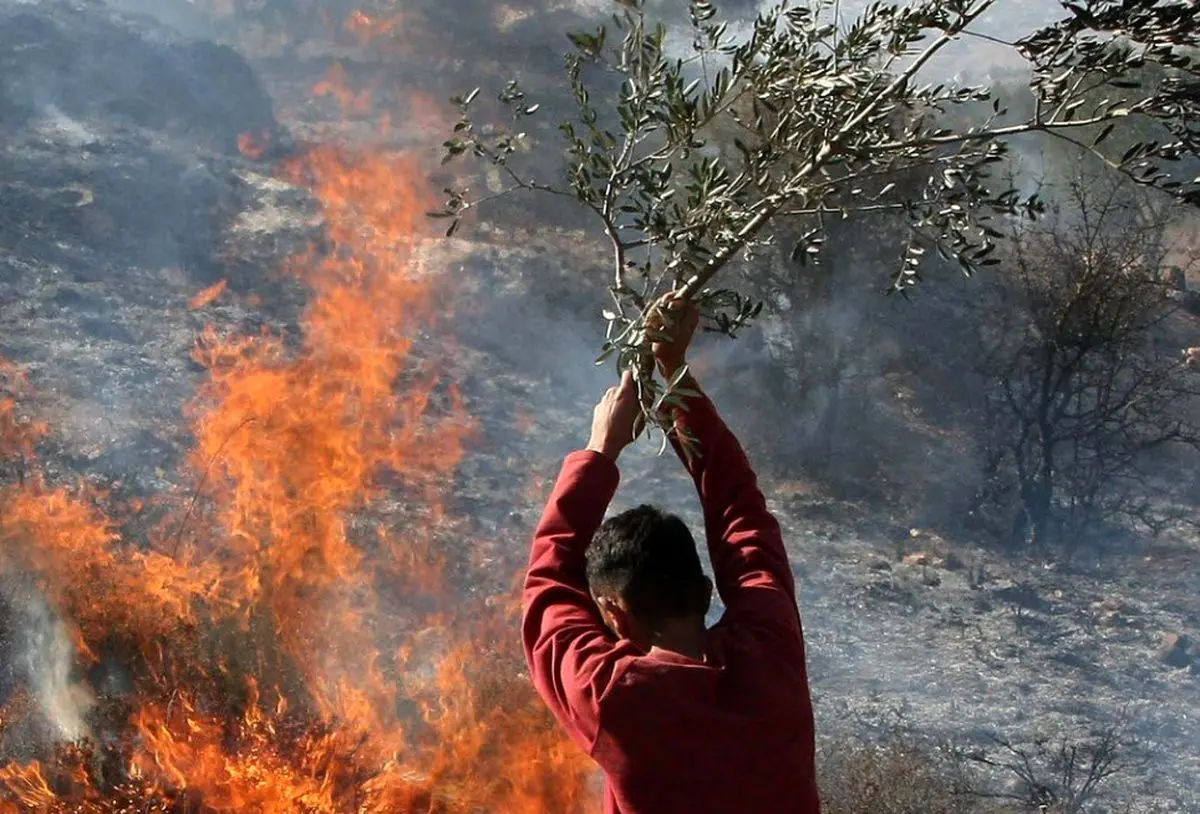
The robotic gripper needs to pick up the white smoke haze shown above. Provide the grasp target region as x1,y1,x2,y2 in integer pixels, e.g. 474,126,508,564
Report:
20,597,95,744
0,0,1196,809
1,579,95,745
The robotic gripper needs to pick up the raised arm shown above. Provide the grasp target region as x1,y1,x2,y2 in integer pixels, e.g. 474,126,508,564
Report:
649,295,799,633
521,371,642,752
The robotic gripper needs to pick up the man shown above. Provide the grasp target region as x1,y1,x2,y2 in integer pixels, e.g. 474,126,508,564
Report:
522,294,820,813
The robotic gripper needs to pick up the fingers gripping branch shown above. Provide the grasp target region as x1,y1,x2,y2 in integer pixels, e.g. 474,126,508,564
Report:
608,291,702,454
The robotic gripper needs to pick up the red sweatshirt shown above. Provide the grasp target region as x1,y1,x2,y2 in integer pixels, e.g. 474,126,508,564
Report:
522,389,820,813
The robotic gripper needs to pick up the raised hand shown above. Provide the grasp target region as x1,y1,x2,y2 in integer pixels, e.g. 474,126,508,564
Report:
646,292,699,378
586,369,642,461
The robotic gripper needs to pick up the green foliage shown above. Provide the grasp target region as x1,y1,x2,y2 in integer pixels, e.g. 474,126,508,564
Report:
435,0,1200,436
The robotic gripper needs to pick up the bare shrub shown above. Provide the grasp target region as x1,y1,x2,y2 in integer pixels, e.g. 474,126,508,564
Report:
958,720,1142,814
819,733,977,814
818,713,1147,814
969,175,1200,554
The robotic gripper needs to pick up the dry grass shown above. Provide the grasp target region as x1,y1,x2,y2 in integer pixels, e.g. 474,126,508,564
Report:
819,735,981,814
817,729,1065,814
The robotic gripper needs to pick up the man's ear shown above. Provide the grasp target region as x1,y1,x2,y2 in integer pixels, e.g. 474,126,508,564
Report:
594,593,633,640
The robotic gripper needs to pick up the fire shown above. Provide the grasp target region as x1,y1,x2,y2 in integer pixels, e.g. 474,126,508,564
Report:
313,64,373,118
0,86,596,814
238,133,270,161
405,93,454,140
189,279,229,310
0,357,46,465
344,10,406,46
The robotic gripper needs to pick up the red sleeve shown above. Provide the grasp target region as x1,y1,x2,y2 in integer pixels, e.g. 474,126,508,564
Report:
669,389,801,638
521,450,633,753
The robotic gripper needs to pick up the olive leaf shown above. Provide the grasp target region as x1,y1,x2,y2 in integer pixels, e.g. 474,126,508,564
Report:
435,0,1199,443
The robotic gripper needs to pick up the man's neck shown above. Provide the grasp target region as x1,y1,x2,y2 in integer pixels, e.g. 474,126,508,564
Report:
649,617,707,662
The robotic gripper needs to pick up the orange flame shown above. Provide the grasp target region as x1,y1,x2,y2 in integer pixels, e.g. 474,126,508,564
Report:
405,92,453,139
345,10,405,46
0,357,46,464
189,279,229,310
237,132,270,160
0,121,596,812
313,64,373,118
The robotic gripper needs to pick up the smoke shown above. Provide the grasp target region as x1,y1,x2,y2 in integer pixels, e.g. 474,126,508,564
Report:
101,0,218,40
18,597,94,744
1,578,95,745
1,0,1194,808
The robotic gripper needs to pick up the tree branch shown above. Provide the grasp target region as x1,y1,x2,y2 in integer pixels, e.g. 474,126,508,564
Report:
679,0,1002,298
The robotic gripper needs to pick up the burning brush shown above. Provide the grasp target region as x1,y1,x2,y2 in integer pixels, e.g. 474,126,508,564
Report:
0,142,596,813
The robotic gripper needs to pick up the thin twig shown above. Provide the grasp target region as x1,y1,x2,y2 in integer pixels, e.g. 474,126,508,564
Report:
170,416,258,559
680,0,1002,298
960,29,1017,49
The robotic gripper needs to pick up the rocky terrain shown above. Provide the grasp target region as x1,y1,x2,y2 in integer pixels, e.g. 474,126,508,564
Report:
1,0,1198,811
465,253,1200,811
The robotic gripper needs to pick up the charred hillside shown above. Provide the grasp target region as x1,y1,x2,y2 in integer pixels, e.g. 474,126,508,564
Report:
0,0,1198,812
0,1,302,497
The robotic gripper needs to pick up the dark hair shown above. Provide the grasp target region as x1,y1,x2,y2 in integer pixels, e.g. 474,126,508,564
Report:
585,504,708,621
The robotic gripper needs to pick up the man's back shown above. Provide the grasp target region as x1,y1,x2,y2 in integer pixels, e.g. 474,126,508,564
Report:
592,619,817,813
522,296,818,812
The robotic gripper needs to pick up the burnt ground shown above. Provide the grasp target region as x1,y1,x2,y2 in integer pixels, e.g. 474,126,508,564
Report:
463,256,1200,812
1,0,1198,811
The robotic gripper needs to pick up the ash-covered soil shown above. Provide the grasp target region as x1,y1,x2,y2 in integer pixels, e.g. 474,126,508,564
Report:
464,253,1200,812
0,0,307,494
1,1,1198,811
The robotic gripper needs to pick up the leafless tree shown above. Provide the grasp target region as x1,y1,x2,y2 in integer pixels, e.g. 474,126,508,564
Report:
970,175,1200,553
960,720,1139,814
